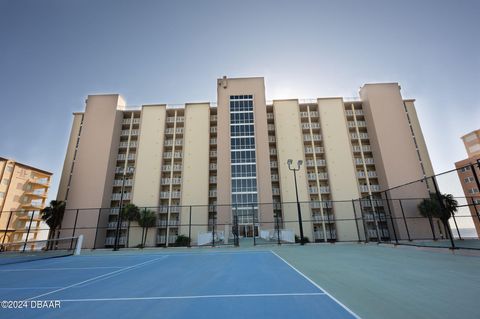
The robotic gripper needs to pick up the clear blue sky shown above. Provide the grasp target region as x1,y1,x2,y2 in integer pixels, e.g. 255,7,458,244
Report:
1,0,479,207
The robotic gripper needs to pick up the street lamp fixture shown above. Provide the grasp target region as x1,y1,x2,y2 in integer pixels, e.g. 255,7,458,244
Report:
113,166,134,251
287,159,305,245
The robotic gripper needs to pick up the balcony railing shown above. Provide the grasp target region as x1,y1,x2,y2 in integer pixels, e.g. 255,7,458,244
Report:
157,235,178,244
105,237,126,245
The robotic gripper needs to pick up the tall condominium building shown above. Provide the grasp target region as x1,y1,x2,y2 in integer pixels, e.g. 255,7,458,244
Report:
0,157,52,244
455,129,480,237
57,76,438,248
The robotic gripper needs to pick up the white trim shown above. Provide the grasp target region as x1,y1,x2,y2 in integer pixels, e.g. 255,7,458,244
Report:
0,266,123,272
269,250,361,319
59,292,325,302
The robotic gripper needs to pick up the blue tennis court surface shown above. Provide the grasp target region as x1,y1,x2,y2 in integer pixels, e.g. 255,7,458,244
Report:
0,250,358,318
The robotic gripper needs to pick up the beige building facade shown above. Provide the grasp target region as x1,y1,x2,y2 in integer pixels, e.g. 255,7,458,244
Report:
57,77,437,247
0,157,52,244
455,129,480,237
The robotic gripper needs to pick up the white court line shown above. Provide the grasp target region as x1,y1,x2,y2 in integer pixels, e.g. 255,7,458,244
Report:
269,250,361,319
59,292,325,302
25,256,167,301
0,287,62,290
76,250,271,258
0,266,124,272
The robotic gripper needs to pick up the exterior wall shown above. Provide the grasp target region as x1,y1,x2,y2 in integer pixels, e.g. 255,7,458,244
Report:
0,157,51,244
318,98,361,241
216,77,273,226
131,105,166,206
57,113,84,202
60,94,125,248
403,100,435,177
273,99,313,239
461,129,480,158
180,103,210,242
360,84,439,239
455,153,480,237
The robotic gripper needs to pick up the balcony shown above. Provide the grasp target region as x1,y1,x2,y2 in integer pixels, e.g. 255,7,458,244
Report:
303,135,322,142
308,186,330,194
345,109,364,116
115,167,135,174
107,221,128,229
161,178,182,185
357,171,377,178
156,220,180,227
210,115,217,122
272,188,280,196
355,158,375,165
305,159,326,167
210,138,217,145
160,191,181,199
269,149,277,156
301,123,320,130
270,161,278,168
360,200,384,208
117,154,136,161
267,113,274,120
112,179,133,187
268,136,276,143
307,172,328,181
352,145,372,153
111,193,131,201
209,151,217,157
271,174,279,182
159,206,181,213
304,147,324,154
351,133,369,140
312,214,334,222
268,124,275,131
313,229,336,240
359,185,381,193
105,237,126,246
209,190,217,197
163,152,183,159
156,235,178,244
210,127,217,133
209,176,217,184
119,141,138,149
25,190,48,199
209,163,217,170
310,201,333,209
347,121,367,128
29,178,50,187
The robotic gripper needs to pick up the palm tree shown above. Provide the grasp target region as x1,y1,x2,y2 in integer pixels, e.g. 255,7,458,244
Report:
417,194,439,240
120,204,140,247
136,209,156,248
40,200,65,248
439,194,458,240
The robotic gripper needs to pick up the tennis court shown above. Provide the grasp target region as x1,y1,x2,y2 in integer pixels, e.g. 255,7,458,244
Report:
0,249,358,319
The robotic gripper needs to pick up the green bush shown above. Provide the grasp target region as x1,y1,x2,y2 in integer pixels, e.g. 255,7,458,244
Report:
295,235,310,244
175,235,190,247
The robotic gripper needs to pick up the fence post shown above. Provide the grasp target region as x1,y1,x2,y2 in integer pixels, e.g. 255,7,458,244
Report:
2,211,13,245
451,213,462,240
471,198,480,224
212,211,216,247
188,206,192,248
325,207,334,242
352,200,361,242
275,213,281,245
93,208,102,249
252,204,256,246
358,199,369,243
369,196,381,243
384,193,399,244
398,200,411,241
23,210,36,252
70,209,79,250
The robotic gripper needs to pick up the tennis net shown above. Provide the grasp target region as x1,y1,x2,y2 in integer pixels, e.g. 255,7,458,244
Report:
0,236,81,266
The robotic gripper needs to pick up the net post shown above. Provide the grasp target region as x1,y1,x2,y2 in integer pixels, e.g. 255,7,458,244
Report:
358,198,368,243
74,234,83,255
212,210,216,247
23,210,35,252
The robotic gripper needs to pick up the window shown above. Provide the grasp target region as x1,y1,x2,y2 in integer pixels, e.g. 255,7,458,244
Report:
5,165,13,173
2,179,9,185
464,176,475,183
0,191,4,198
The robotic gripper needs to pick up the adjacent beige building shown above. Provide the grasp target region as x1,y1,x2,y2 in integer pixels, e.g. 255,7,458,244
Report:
57,77,437,248
0,157,52,244
455,129,480,237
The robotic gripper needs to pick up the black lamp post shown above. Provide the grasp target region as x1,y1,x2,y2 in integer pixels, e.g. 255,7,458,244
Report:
287,159,305,245
113,166,134,251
